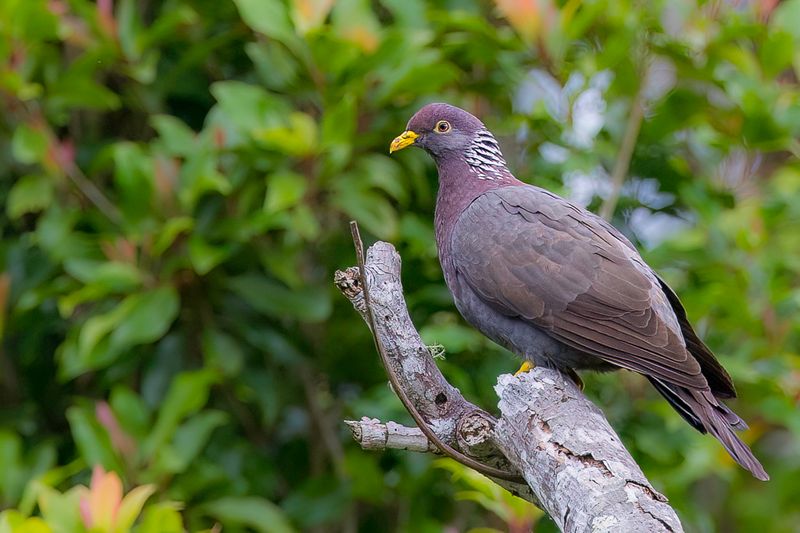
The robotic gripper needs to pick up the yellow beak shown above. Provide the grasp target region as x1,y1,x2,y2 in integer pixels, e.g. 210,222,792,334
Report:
389,130,419,153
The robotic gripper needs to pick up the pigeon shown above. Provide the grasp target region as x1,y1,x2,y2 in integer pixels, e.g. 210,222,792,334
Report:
389,102,768,481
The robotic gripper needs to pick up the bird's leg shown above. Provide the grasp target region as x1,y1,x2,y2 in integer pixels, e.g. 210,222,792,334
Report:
565,368,585,391
514,360,535,376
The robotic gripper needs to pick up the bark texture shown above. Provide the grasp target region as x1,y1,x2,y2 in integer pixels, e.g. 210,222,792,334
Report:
336,240,683,533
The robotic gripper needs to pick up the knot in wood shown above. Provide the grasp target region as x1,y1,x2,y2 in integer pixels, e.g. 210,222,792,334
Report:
457,410,496,450
334,267,362,297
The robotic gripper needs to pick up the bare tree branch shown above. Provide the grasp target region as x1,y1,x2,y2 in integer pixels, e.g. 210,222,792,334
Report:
599,86,645,221
335,238,683,532
344,418,437,453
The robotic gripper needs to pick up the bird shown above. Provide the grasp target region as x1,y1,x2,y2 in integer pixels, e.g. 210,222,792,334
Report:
389,102,768,481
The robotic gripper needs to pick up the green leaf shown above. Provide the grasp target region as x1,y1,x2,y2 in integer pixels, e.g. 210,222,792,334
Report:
202,497,296,533
0,435,55,510
245,41,300,91
188,236,232,275
62,287,179,378
773,0,800,40
155,411,228,474
113,142,154,224
240,370,280,427
7,175,53,219
48,76,121,112
0,511,53,533
11,125,49,165
202,329,244,376
65,406,123,473
332,185,398,240
152,216,194,256
142,370,218,460
343,450,384,503
282,476,349,527
115,484,157,533
17,462,83,518
354,155,407,202
138,3,199,49
226,275,331,322
291,0,334,34
33,206,89,263
232,0,295,42
0,431,24,504
4,0,58,41
321,94,357,149
71,315,123,374
5,514,54,533
151,115,197,156
108,287,180,352
62,259,143,292
254,111,318,156
264,172,307,213
287,204,321,240
760,30,795,78
110,386,150,440
135,503,185,533
178,150,231,209
116,0,148,61
58,284,110,321
210,81,291,136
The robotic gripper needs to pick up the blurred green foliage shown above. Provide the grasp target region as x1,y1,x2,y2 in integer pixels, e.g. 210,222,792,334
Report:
1,0,799,531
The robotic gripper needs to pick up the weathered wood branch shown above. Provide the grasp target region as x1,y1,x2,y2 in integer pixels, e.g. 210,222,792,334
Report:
335,240,683,532
344,418,437,453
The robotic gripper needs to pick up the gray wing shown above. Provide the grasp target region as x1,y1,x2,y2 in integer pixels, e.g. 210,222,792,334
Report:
452,185,707,391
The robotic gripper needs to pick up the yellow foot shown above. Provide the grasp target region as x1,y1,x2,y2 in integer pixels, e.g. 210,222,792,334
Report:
566,368,585,391
514,361,535,377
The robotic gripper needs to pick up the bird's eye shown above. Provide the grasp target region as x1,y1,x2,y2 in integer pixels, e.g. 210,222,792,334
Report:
435,120,451,133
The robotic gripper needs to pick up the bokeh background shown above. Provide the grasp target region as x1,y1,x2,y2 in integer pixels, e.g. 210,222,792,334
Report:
1,0,799,531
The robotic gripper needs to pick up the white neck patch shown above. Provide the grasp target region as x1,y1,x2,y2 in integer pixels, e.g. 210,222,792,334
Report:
464,129,509,180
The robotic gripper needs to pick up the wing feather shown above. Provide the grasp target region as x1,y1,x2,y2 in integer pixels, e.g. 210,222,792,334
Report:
452,186,707,390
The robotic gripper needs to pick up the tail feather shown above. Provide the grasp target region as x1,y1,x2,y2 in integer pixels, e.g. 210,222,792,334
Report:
717,402,749,431
657,278,737,398
649,377,768,481
648,377,703,431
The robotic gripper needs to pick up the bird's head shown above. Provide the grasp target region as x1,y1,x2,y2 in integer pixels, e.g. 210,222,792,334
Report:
390,103,486,159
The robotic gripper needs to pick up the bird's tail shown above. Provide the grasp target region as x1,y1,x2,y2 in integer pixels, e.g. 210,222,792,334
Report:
648,377,769,481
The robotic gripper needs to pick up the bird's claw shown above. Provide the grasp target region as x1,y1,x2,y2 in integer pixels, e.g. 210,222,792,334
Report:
514,361,535,376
